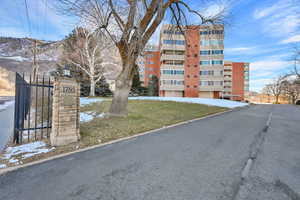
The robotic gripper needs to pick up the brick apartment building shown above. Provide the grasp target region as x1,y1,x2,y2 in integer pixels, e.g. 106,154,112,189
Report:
139,24,250,101
223,61,249,101
138,45,160,87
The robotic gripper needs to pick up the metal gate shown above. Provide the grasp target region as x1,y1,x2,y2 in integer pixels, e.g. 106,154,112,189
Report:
14,73,53,144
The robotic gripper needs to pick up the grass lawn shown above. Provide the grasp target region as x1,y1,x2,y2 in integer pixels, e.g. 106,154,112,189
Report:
80,100,228,146
0,100,228,169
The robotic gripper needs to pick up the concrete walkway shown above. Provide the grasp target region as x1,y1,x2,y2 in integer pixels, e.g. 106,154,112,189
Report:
0,105,299,200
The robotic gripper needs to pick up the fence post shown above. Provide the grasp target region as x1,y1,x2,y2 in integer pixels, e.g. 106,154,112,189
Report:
50,77,80,146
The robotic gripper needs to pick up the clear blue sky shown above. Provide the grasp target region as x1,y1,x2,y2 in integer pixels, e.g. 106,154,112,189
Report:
0,0,299,92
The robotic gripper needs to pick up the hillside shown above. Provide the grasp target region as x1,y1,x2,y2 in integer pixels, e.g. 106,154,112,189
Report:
0,37,62,74
0,36,122,96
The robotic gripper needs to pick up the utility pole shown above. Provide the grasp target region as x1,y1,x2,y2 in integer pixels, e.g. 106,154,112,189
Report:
32,39,39,82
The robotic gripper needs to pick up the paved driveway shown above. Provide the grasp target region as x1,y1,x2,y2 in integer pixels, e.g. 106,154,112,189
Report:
0,105,299,200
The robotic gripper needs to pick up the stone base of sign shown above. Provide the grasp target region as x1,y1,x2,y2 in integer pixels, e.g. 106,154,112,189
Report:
50,77,80,146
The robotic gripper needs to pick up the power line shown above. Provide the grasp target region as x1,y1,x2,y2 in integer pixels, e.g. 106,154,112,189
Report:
24,0,32,36
44,0,48,37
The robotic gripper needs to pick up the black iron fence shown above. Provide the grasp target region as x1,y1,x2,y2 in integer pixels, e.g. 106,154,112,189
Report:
14,73,53,144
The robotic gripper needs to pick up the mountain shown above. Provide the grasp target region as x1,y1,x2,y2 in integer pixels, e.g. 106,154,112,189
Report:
0,36,122,96
0,37,62,74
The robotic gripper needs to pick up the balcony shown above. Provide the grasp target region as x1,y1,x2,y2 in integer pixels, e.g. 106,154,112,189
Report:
199,85,224,91
161,54,185,61
160,44,185,51
160,64,185,69
160,84,184,91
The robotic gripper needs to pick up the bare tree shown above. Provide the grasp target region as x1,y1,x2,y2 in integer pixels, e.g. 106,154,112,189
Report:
56,0,226,116
63,27,117,96
293,44,300,78
263,76,285,104
282,77,300,104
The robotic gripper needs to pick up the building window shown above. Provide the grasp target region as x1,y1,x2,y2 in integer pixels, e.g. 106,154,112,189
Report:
210,39,223,46
163,50,185,55
200,50,210,55
199,81,222,86
162,70,184,75
163,30,184,35
163,39,185,45
200,60,210,65
200,39,223,46
212,60,223,65
200,40,210,46
200,31,209,35
199,70,214,75
162,80,184,85
199,81,214,86
200,30,223,35
163,60,184,65
211,50,223,55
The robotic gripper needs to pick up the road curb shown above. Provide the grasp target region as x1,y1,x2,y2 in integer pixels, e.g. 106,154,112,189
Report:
0,106,249,175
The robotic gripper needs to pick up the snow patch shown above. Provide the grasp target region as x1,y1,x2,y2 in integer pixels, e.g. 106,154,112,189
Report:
80,98,103,106
80,112,105,122
1,141,55,166
129,97,248,108
0,56,29,62
80,112,94,122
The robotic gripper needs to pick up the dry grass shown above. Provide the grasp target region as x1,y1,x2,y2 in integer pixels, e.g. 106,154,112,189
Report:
80,100,228,146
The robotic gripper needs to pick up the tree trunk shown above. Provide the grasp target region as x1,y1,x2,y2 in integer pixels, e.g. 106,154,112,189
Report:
108,76,132,116
275,95,279,104
90,79,96,97
292,96,296,104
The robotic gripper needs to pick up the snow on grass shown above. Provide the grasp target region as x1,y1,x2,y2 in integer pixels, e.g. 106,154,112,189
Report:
129,97,248,108
0,100,14,111
1,141,55,167
80,98,103,106
80,112,105,122
80,112,94,122
0,56,29,62
80,98,105,122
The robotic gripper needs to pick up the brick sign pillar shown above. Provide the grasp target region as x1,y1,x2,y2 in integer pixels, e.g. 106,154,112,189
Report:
50,77,80,146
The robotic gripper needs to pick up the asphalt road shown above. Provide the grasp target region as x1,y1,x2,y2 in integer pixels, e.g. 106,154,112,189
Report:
0,105,299,200
0,96,14,151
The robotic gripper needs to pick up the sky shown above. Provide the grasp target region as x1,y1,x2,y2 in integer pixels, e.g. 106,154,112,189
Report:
0,0,300,92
